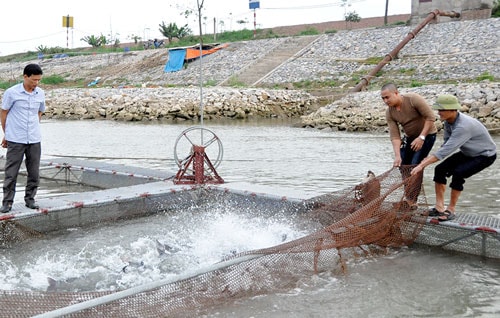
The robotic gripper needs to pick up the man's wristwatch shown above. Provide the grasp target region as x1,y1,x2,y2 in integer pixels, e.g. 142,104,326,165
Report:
419,135,426,141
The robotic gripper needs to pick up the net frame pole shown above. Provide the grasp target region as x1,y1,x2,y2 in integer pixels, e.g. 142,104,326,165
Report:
32,254,262,318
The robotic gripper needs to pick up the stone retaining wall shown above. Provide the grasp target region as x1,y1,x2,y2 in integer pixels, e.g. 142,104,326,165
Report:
41,87,316,121
0,18,498,132
4,82,496,134
300,82,500,133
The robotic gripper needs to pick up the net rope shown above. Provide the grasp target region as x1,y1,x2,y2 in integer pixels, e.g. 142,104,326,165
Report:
0,166,428,317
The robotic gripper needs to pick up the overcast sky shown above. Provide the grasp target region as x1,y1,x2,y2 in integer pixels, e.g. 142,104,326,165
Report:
0,0,411,56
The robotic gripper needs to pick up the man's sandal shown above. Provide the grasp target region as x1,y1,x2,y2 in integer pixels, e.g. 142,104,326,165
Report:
427,208,443,217
436,210,456,222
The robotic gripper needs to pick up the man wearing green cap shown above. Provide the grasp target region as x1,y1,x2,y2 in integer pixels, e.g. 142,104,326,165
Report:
411,94,497,221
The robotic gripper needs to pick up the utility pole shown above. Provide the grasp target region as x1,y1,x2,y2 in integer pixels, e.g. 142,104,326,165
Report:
62,15,74,49
385,0,389,25
249,0,260,38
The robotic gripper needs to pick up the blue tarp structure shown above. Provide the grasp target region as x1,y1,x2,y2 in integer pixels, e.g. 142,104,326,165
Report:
164,49,187,72
164,43,228,73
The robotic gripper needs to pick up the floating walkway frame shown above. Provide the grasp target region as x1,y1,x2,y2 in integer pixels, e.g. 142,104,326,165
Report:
0,156,499,259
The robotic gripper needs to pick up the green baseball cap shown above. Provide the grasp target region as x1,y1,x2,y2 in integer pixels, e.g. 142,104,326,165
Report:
432,94,461,110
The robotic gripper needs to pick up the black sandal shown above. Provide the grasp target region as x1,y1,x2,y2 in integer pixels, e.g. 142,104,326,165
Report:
427,208,443,217
437,210,456,222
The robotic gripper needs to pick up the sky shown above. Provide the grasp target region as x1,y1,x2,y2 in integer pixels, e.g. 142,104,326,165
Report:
0,0,411,56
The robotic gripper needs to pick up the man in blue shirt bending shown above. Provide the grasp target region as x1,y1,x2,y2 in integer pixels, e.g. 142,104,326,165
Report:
411,94,497,222
1,64,46,213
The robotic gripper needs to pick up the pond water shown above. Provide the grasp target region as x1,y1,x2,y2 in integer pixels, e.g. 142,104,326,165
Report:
0,119,499,317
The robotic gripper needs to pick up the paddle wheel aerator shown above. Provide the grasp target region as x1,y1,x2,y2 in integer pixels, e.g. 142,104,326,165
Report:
173,126,224,185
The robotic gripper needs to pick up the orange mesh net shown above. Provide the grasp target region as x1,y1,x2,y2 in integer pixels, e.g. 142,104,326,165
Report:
0,167,427,317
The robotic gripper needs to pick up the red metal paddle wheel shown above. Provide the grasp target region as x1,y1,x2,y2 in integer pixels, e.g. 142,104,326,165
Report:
173,126,224,185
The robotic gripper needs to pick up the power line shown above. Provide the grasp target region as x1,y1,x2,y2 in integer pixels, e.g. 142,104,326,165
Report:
0,31,66,44
264,0,366,10
217,0,366,22
212,0,367,21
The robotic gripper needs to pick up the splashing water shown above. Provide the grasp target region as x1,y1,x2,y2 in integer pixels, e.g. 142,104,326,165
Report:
0,203,318,292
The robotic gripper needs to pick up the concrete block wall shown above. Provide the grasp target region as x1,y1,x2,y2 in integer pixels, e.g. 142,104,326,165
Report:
410,0,494,24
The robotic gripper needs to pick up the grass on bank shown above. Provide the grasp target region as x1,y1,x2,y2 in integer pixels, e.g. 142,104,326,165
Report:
0,18,412,64
0,28,281,64
1,21,498,93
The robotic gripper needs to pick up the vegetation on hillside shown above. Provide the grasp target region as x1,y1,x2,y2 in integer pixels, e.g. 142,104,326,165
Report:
0,27,276,64
493,0,500,17
0,4,497,93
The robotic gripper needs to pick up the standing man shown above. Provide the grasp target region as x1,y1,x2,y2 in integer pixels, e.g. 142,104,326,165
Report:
381,83,438,166
381,83,438,206
1,64,45,213
411,94,497,221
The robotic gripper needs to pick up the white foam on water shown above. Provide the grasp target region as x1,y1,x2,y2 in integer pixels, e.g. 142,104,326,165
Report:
0,203,314,292
187,209,303,265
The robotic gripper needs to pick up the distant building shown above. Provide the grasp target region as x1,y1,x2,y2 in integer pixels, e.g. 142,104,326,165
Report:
410,0,494,24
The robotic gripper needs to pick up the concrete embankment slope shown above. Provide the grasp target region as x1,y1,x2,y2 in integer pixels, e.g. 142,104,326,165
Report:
0,18,497,130
0,18,496,89
218,35,320,87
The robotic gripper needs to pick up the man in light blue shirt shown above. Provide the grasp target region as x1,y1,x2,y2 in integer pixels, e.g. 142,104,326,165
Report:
411,94,497,222
1,64,45,213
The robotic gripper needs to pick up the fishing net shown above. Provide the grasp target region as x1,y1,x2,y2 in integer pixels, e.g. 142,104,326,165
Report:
0,166,428,317
0,221,44,248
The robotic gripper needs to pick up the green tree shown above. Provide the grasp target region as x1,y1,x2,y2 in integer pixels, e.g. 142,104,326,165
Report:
36,45,66,54
159,22,180,44
345,11,361,29
81,34,107,47
493,0,500,17
128,34,142,44
178,25,192,39
175,1,205,42
159,22,192,44
108,32,120,48
236,19,248,28
181,9,194,20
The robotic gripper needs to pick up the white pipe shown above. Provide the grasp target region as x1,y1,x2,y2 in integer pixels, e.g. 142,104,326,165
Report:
33,253,262,318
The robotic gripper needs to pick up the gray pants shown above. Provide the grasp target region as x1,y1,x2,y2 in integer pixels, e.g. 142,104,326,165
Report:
2,142,41,206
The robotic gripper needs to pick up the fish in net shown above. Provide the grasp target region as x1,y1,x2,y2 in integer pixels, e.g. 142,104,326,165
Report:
0,166,428,317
